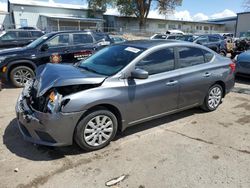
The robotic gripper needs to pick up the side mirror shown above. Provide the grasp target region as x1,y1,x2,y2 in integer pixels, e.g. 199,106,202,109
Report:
131,68,149,79
41,44,49,51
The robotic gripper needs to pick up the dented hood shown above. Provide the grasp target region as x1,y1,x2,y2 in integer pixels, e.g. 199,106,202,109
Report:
35,63,107,97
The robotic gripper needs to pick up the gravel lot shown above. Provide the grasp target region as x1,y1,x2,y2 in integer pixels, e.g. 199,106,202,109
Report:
0,77,250,188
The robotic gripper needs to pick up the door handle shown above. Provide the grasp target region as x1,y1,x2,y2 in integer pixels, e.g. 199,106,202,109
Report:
166,80,178,86
203,72,211,77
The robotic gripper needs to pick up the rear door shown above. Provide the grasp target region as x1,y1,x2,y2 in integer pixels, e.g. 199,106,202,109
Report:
70,33,95,63
177,46,215,108
125,47,180,123
208,36,221,52
17,31,33,47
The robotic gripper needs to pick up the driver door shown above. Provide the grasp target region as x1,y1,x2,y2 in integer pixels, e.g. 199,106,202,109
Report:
125,48,180,124
36,34,72,66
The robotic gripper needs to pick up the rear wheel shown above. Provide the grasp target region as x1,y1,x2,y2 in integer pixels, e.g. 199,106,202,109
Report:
10,66,35,87
74,109,118,151
201,84,223,112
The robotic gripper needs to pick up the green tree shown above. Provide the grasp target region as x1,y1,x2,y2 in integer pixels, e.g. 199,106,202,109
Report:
87,0,182,30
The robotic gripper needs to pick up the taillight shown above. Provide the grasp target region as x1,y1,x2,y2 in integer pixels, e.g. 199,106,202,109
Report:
229,60,236,72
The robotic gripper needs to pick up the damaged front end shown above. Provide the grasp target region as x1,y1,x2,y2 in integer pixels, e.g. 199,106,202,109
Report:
16,63,106,146
28,82,101,114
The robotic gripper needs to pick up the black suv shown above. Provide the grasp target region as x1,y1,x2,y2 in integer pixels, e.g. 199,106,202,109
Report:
0,29,44,49
0,30,112,87
193,34,227,56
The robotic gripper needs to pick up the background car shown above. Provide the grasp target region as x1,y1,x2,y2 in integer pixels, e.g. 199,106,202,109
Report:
16,40,235,151
0,30,112,87
110,36,127,43
18,26,40,30
235,50,250,76
0,29,44,50
165,34,195,42
193,34,227,56
151,34,195,42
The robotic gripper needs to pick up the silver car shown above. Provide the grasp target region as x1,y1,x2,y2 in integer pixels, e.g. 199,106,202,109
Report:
16,40,235,151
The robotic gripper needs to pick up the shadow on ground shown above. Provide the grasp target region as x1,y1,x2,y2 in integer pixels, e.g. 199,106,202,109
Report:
3,108,203,161
235,76,250,85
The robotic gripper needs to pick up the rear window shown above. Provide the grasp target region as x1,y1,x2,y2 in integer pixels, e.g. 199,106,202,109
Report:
73,34,94,44
203,50,214,62
178,47,205,68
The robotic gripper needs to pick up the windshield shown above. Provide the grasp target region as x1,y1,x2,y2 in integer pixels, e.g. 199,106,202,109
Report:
79,45,145,76
26,33,51,48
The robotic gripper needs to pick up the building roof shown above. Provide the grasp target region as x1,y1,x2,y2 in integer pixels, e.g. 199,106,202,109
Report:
106,15,225,25
0,11,8,15
237,11,250,15
9,0,102,11
40,14,104,23
207,16,237,22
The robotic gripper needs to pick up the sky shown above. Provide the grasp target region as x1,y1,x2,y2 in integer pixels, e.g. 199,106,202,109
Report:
0,0,247,21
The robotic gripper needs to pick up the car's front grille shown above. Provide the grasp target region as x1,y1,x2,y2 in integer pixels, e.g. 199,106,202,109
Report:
30,87,48,112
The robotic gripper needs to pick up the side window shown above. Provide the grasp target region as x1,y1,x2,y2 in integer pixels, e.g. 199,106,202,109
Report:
31,31,43,37
1,32,17,40
46,34,69,47
209,36,220,42
136,48,175,75
203,50,214,62
73,34,94,44
18,31,30,38
178,47,205,68
167,36,176,39
92,33,109,41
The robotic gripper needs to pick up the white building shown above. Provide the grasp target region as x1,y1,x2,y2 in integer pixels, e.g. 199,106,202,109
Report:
104,15,226,34
7,0,105,31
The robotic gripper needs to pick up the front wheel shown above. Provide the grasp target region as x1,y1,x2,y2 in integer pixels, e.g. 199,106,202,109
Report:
74,109,118,151
10,66,35,87
201,84,223,112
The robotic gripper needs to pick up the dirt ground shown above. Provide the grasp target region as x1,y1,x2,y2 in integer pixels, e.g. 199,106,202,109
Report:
0,77,250,188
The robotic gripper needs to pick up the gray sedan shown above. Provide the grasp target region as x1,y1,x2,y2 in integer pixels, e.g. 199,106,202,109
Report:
16,40,235,151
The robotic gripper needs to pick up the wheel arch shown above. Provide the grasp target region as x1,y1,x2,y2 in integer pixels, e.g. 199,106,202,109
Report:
76,103,123,133
7,60,37,80
212,81,226,97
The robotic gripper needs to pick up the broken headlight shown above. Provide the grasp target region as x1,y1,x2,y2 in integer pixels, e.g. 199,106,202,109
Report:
47,90,62,113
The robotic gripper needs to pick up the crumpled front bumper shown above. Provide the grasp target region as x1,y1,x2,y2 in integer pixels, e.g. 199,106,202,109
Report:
15,91,85,146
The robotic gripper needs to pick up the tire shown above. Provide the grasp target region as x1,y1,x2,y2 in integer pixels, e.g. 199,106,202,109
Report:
10,66,35,87
74,109,118,151
201,84,223,112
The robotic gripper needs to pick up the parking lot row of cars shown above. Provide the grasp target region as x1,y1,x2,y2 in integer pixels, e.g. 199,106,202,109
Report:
0,28,249,89
150,32,250,76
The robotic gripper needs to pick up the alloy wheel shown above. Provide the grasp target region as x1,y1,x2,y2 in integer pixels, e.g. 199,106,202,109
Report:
13,68,33,86
208,86,222,109
83,115,114,147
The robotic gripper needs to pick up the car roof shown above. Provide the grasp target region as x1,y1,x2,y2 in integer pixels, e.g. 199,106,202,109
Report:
49,30,107,35
121,39,181,49
5,29,42,32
